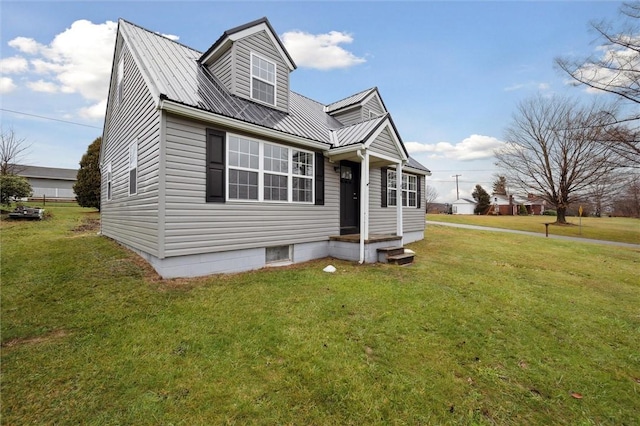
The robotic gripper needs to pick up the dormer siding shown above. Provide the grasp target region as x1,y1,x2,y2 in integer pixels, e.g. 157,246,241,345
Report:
208,30,290,113
210,48,234,93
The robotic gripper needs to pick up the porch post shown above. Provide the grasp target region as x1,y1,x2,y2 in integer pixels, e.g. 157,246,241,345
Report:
363,150,370,241
357,149,369,263
396,161,403,242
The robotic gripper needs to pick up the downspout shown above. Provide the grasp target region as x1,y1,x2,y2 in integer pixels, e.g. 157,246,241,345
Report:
396,161,405,245
356,149,369,264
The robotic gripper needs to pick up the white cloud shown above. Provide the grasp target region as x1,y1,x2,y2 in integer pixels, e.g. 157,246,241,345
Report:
159,33,179,41
281,30,366,70
406,135,504,161
504,81,552,92
0,77,17,94
6,20,117,119
27,79,59,93
0,56,29,73
569,36,640,95
78,99,107,119
8,36,43,54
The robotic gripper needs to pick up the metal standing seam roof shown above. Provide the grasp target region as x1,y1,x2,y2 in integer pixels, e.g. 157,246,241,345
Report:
118,19,430,172
325,87,376,113
332,115,388,148
16,165,78,180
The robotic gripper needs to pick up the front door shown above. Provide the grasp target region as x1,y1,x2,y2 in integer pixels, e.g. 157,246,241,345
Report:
340,161,360,235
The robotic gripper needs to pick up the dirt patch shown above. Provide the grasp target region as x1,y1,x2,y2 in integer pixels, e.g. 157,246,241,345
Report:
2,329,70,350
72,218,100,233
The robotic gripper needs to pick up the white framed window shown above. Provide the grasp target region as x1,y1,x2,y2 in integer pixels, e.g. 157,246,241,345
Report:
116,55,124,105
106,162,112,201
128,140,137,196
227,134,313,203
387,170,417,207
251,53,276,106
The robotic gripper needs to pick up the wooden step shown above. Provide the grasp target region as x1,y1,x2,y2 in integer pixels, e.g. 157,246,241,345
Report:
377,246,414,265
387,253,415,266
377,246,405,257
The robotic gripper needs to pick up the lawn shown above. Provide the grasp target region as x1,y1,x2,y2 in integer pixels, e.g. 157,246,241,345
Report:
427,213,640,245
2,205,639,425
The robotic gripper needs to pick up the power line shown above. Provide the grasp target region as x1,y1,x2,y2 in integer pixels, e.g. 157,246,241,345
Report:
0,108,102,130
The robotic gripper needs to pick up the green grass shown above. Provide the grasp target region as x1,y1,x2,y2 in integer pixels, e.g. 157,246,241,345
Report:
427,213,640,245
2,205,639,424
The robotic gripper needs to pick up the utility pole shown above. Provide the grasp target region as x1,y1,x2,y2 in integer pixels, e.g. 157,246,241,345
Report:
452,174,461,200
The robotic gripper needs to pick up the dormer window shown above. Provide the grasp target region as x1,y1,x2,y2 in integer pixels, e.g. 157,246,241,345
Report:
251,53,276,106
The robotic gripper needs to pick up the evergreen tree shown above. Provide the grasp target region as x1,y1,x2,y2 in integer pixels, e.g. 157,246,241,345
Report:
74,137,101,210
492,175,507,195
0,174,32,207
472,184,491,214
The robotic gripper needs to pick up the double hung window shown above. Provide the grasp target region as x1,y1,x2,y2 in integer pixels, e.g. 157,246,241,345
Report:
128,141,137,196
106,162,112,201
251,53,276,106
387,170,417,207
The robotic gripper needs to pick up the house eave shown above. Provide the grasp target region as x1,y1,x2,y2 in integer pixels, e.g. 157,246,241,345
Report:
158,98,329,151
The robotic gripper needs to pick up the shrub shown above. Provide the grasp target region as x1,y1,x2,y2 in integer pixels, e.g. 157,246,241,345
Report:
543,209,557,216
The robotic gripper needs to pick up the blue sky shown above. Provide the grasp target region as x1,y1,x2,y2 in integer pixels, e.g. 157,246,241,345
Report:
0,1,626,202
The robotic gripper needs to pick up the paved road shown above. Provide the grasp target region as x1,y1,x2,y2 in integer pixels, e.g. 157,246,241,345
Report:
425,220,640,249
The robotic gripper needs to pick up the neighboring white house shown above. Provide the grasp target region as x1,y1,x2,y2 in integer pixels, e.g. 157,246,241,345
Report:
451,198,476,215
99,17,431,278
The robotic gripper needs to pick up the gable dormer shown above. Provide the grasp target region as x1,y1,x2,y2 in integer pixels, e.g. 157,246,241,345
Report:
325,87,388,126
199,17,296,113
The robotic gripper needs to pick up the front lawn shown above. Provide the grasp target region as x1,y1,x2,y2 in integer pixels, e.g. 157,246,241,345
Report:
427,213,640,245
2,206,639,424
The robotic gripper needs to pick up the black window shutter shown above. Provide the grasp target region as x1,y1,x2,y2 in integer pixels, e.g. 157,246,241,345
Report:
315,152,324,205
206,129,226,203
417,175,422,209
381,167,388,207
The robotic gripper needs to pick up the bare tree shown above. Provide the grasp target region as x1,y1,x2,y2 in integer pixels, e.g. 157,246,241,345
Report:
612,174,640,217
425,184,438,212
556,2,640,107
0,126,31,175
495,95,619,224
555,2,640,167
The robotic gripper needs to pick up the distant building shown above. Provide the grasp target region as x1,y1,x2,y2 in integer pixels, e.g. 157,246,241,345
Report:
451,198,476,215
15,165,78,200
491,194,546,215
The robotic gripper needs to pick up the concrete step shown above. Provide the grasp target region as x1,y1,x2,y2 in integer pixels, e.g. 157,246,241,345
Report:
387,253,415,265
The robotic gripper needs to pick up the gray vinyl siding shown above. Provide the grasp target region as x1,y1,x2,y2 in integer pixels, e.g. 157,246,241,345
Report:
101,35,162,257
331,95,386,126
332,108,363,126
369,168,425,235
211,48,233,92
233,31,289,112
369,127,400,159
162,113,338,257
363,96,385,117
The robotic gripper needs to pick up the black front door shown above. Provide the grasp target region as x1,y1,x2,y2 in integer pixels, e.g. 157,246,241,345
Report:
340,161,360,235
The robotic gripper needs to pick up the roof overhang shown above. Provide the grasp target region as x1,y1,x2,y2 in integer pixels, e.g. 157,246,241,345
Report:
199,18,296,71
159,98,328,151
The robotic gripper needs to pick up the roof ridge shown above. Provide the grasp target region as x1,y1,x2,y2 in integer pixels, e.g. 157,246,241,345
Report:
326,86,377,108
290,90,325,107
118,18,202,54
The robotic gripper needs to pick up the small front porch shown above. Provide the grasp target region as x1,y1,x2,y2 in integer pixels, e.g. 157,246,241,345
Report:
328,234,413,264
